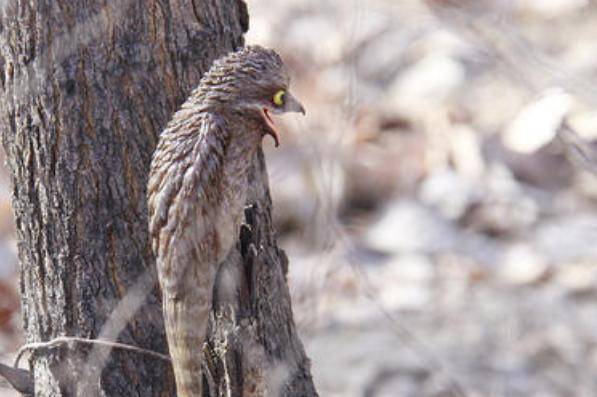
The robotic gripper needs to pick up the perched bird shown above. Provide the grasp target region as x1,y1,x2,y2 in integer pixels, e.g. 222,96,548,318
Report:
147,46,305,396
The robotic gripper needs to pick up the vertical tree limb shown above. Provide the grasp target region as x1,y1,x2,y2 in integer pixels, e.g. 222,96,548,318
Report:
0,1,316,395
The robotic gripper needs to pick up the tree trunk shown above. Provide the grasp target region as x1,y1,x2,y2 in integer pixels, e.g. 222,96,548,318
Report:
0,1,317,396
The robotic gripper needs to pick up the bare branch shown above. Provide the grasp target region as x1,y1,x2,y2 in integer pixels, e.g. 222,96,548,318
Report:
0,363,33,396
13,336,170,370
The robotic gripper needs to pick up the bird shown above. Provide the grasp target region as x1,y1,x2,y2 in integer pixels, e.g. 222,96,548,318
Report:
147,45,305,397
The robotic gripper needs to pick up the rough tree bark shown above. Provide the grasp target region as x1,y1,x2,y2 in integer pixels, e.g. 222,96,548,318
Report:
0,1,317,396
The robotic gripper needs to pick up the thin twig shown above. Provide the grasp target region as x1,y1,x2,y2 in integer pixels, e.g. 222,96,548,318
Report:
14,336,171,369
557,121,597,177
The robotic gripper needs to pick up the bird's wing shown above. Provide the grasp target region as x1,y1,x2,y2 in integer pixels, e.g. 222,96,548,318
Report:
147,112,229,292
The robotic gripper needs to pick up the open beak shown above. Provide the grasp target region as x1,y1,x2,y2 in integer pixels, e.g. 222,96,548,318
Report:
262,91,305,148
262,108,280,147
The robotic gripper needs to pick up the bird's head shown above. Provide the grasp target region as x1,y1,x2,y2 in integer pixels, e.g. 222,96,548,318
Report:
200,45,305,147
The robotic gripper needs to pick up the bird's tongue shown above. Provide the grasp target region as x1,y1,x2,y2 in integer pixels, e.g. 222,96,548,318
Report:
262,108,280,147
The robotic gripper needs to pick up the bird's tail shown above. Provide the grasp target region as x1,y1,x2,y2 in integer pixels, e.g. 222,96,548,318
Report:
162,292,212,397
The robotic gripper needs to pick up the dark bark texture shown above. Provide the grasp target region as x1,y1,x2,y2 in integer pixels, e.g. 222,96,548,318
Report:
0,1,316,396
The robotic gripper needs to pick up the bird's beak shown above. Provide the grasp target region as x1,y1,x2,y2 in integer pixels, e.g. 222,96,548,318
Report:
261,91,305,148
283,91,306,115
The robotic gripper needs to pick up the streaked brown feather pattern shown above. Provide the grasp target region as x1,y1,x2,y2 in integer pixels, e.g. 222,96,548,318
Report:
147,46,291,396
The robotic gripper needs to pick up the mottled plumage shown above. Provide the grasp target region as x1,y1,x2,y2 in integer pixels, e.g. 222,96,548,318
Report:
147,46,304,397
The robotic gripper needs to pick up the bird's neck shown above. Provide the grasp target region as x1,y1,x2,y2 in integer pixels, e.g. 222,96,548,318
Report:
221,109,263,153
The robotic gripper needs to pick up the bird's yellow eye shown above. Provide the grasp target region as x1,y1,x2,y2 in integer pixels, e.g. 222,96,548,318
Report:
273,90,285,107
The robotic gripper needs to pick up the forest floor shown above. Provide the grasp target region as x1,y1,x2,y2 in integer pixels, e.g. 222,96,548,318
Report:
3,0,597,396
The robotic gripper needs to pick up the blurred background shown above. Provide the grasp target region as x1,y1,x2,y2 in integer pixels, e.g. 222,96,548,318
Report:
4,0,597,396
